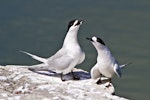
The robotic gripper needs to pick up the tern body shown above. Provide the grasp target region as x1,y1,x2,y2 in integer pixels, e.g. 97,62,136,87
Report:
21,20,85,81
86,36,128,84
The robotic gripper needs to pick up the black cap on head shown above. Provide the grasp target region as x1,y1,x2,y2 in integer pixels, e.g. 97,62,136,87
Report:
86,36,105,46
67,20,76,31
96,37,105,46
67,19,83,32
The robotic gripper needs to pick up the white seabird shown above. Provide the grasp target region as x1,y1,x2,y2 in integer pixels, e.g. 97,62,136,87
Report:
86,36,129,86
21,20,85,81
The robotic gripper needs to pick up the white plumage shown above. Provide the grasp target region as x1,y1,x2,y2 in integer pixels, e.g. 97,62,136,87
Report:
86,36,129,85
21,20,85,81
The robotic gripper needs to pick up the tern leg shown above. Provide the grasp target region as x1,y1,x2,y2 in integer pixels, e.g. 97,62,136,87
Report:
96,75,102,84
61,73,66,81
71,70,80,80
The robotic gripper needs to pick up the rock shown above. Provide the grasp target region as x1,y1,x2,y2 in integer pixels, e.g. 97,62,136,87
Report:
0,65,128,100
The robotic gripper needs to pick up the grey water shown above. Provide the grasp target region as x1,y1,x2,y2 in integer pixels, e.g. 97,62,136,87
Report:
0,1,150,99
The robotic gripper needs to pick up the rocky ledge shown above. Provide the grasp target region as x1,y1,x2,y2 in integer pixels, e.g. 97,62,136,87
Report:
0,65,128,100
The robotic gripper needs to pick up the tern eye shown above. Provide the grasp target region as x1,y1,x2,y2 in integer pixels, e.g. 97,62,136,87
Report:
68,20,75,27
69,20,75,26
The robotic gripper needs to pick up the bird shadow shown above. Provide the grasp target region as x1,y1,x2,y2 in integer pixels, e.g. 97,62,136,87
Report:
28,68,91,81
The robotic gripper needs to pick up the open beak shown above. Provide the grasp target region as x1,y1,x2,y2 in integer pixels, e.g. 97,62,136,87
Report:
76,20,84,26
80,20,84,24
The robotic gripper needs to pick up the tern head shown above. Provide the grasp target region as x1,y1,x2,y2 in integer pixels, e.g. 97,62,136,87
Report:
86,36,106,49
67,19,83,32
86,36,105,45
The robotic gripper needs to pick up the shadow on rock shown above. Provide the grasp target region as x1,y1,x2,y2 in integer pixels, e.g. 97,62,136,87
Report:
28,68,91,81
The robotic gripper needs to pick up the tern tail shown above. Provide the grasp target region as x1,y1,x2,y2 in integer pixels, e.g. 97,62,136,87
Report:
120,62,132,69
20,51,47,64
114,62,132,78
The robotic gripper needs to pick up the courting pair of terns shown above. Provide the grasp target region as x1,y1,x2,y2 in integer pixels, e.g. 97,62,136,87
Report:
21,19,129,84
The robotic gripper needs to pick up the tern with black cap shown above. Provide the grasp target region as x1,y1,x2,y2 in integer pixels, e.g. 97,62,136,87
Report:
21,20,85,81
86,36,130,87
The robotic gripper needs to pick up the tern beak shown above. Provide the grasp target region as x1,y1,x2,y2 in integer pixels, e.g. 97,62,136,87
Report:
86,37,93,42
79,20,84,25
75,20,84,26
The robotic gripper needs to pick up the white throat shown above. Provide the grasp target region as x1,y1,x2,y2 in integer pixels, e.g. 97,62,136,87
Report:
63,28,79,47
94,44,109,57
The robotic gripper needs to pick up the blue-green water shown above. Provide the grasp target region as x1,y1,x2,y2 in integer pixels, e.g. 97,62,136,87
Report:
0,1,150,99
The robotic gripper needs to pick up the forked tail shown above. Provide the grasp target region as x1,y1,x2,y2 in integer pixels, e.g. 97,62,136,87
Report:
120,62,132,69
20,51,47,64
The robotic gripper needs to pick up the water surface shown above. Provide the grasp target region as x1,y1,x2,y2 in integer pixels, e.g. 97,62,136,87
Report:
0,1,150,99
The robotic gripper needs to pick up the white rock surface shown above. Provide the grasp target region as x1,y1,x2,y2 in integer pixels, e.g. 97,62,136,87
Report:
0,65,128,100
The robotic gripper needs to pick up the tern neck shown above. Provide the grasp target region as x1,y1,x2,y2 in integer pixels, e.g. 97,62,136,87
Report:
95,45,108,55
63,29,79,47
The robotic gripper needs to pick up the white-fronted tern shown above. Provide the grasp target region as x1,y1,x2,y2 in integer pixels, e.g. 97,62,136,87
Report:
21,20,85,81
86,36,130,86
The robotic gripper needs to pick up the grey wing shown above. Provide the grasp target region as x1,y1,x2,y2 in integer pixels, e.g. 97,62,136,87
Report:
48,48,66,60
47,49,74,71
114,63,122,78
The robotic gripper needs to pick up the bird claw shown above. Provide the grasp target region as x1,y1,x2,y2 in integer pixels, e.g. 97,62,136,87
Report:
105,82,112,88
61,73,66,81
61,78,66,81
